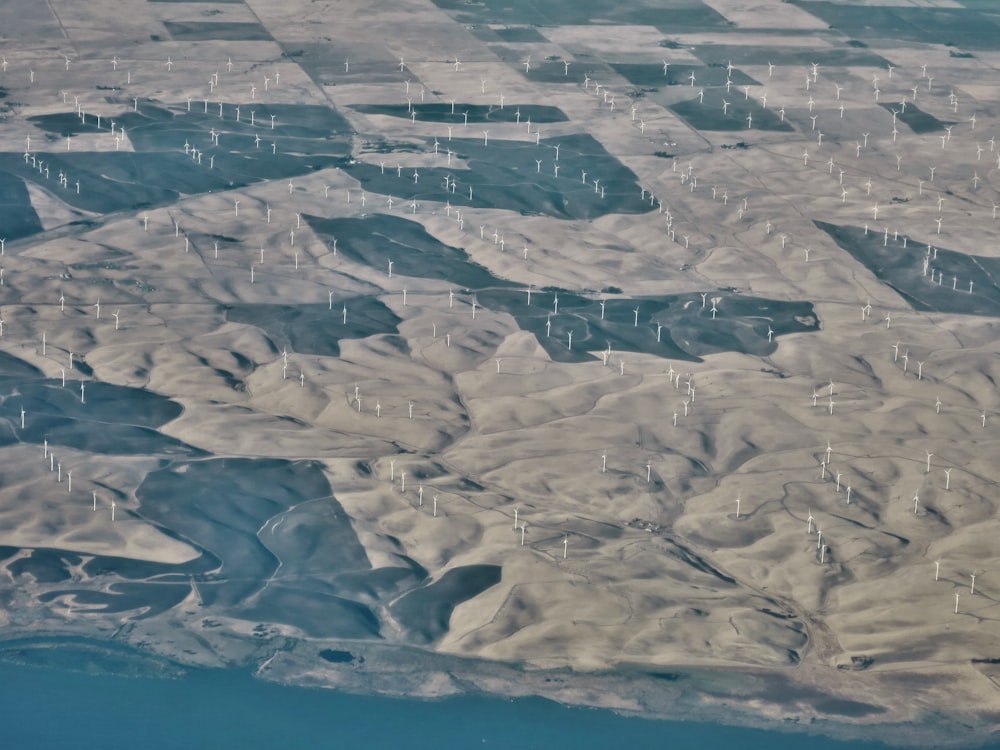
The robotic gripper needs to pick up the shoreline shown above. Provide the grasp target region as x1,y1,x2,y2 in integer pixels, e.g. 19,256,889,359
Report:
0,628,996,748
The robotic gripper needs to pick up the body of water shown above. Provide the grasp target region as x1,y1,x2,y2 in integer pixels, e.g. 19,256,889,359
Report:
0,659,924,750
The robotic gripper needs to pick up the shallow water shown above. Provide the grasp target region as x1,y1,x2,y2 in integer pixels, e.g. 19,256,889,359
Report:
0,658,917,750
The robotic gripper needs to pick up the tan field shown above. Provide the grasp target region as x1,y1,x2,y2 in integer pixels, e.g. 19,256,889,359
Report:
1,0,999,745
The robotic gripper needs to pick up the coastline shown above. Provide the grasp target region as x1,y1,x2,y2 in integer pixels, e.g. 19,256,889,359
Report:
0,628,996,748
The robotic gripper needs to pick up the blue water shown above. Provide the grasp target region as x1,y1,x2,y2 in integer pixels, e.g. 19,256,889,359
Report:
0,660,927,750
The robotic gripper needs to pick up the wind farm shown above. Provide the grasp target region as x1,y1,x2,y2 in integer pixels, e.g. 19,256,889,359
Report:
1,0,1000,746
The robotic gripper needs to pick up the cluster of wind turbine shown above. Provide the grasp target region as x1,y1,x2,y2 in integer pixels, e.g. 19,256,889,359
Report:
13,407,123,525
